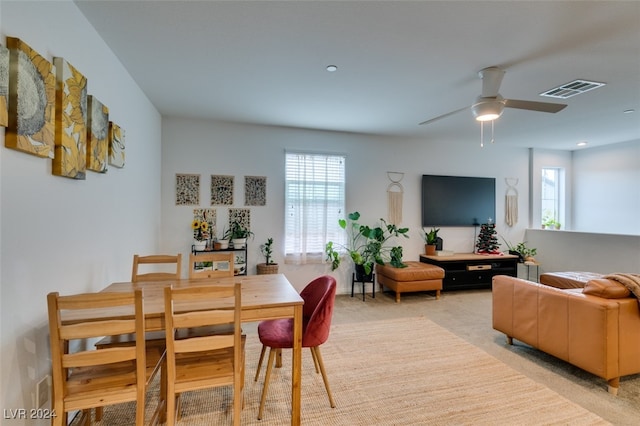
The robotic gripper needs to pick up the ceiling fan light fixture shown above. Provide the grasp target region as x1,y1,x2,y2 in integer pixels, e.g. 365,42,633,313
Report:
472,96,505,122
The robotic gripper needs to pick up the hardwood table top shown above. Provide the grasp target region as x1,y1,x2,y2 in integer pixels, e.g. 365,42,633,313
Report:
62,273,304,325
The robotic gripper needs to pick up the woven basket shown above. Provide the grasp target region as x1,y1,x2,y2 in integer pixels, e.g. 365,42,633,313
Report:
256,263,279,275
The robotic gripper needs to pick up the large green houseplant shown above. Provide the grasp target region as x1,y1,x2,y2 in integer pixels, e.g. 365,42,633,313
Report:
325,211,409,278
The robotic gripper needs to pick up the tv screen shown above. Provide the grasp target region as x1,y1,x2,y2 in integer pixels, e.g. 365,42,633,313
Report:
422,175,496,227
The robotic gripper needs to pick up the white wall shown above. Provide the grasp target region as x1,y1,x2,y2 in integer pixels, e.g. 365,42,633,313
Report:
525,229,640,274
161,117,532,294
572,140,640,235
0,2,162,422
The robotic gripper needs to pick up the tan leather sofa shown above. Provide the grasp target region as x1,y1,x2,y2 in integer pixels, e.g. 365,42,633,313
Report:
492,275,640,395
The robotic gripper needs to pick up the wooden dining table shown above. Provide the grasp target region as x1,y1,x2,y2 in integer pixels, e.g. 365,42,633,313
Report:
62,273,304,425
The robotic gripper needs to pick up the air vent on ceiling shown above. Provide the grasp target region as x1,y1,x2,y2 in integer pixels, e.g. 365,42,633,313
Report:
540,79,606,99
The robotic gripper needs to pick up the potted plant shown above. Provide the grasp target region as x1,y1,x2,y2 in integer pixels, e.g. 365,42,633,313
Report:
501,237,537,263
229,220,254,249
191,219,210,251
421,227,440,255
542,214,561,230
325,211,409,280
257,237,279,275
213,226,230,249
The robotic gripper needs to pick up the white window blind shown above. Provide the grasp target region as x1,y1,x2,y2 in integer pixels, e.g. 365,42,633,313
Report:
285,152,346,265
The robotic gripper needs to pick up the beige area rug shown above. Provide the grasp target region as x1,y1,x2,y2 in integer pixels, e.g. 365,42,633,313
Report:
76,317,609,425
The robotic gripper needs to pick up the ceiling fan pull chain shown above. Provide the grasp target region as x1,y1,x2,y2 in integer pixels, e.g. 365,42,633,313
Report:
480,121,484,148
491,120,495,144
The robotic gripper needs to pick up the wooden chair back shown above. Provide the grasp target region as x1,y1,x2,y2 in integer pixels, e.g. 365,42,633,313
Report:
188,252,234,279
132,253,182,282
163,283,243,426
47,289,159,426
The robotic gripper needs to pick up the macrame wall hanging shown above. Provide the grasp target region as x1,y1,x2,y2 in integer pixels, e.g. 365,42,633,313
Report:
505,177,518,227
387,172,404,225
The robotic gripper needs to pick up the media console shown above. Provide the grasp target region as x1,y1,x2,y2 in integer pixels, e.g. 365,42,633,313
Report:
419,253,518,291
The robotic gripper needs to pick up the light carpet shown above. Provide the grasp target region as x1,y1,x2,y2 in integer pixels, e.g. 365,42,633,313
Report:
77,316,609,425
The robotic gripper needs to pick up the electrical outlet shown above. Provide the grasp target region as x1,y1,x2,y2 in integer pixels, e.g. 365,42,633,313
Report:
36,376,49,408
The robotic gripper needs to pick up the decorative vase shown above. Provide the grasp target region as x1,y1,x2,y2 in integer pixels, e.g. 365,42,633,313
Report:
217,239,229,249
193,240,207,251
425,244,437,255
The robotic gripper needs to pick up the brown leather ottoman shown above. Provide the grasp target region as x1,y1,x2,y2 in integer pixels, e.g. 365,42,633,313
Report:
376,261,444,303
539,271,604,289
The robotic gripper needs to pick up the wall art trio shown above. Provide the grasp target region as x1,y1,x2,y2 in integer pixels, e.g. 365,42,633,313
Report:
1,36,126,179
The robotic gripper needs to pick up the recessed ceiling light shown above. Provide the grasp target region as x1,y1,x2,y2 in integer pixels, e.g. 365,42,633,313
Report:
326,65,337,72
623,109,635,114
577,141,588,147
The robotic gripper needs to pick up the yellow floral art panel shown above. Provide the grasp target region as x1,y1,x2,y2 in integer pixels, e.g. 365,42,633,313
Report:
0,44,8,127
108,121,125,168
5,37,56,158
53,57,87,179
86,95,109,173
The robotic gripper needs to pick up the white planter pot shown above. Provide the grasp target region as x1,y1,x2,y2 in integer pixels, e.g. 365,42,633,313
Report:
193,240,207,251
232,238,246,249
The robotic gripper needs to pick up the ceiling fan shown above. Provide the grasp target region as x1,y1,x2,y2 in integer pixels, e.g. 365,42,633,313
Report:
419,66,568,126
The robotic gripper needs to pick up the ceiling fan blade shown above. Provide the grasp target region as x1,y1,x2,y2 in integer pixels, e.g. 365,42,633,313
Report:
480,67,505,98
419,106,469,125
504,99,567,113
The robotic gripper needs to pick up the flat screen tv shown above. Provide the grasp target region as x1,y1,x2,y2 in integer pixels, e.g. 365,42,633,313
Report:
422,175,496,227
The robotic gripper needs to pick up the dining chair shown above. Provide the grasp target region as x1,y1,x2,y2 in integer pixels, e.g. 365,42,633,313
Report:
47,289,164,426
96,253,183,349
253,275,337,420
132,253,182,282
163,283,245,426
93,253,182,420
188,251,234,279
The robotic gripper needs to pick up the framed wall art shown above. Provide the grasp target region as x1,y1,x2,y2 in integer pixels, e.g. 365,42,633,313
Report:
193,208,216,236
210,175,234,205
5,37,56,158
176,173,200,205
108,121,125,168
228,208,251,231
244,175,266,206
52,57,87,179
0,44,8,127
86,95,109,173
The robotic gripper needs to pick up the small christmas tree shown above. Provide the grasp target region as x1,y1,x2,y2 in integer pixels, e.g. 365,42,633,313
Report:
476,222,500,254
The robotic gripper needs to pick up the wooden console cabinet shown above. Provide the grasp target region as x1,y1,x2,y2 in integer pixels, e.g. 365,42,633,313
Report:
419,253,518,291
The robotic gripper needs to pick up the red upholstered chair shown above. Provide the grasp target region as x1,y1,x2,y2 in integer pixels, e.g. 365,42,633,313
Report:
253,275,337,419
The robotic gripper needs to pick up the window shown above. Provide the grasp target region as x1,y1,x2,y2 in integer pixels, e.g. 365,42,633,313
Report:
285,152,346,265
541,167,564,228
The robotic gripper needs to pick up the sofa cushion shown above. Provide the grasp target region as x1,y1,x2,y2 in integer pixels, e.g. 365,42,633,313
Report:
540,271,603,289
582,278,631,299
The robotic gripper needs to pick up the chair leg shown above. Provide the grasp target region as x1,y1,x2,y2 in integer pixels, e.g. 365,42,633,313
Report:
254,344,267,382
311,346,336,408
165,387,177,426
310,347,320,374
257,347,277,420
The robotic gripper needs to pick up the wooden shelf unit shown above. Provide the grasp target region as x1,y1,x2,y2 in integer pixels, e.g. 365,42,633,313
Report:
191,243,248,276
